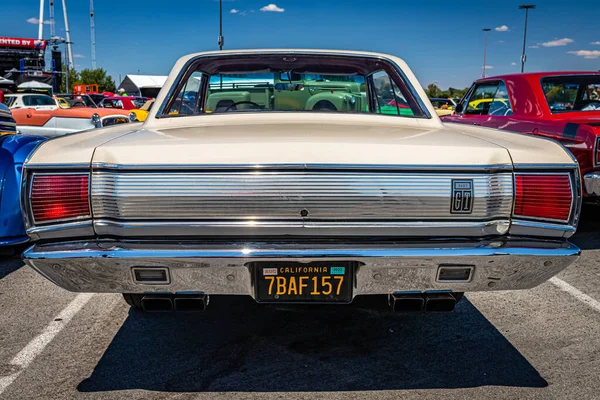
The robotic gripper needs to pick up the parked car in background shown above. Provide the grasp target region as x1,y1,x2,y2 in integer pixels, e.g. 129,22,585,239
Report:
429,98,456,116
54,93,100,108
54,97,72,109
130,99,155,122
12,107,136,137
442,72,600,199
21,50,580,314
5,93,59,110
99,96,150,110
0,103,45,247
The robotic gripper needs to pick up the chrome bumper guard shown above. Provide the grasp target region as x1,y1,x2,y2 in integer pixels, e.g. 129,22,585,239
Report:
584,172,600,196
23,239,580,296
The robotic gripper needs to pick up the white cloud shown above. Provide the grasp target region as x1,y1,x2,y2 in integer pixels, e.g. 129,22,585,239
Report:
484,65,494,69
511,62,517,66
568,50,600,59
230,9,239,14
497,40,505,44
591,41,600,45
260,3,284,12
73,54,85,58
529,45,540,48
27,17,53,25
542,38,574,47
495,25,509,32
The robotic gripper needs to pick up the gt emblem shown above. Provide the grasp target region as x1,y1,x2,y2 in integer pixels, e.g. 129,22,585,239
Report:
451,180,473,214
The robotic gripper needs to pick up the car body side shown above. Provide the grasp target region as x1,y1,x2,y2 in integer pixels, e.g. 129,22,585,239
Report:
442,72,600,197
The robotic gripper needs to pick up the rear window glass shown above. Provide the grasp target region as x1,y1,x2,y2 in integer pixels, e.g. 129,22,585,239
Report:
160,55,428,119
22,95,55,106
542,76,600,113
131,98,147,108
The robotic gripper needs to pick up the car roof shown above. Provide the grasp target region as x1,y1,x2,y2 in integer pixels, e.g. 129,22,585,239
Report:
475,71,600,83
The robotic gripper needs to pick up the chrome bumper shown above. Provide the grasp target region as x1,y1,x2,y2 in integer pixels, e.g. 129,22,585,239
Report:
23,239,580,297
584,172,600,196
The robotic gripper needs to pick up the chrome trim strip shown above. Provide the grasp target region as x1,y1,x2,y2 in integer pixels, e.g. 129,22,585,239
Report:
93,219,511,238
594,137,600,168
26,221,94,241
90,163,514,172
24,163,91,170
510,219,576,238
513,163,579,170
155,50,432,119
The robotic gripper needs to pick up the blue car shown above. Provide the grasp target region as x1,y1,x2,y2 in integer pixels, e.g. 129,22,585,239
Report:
0,103,46,247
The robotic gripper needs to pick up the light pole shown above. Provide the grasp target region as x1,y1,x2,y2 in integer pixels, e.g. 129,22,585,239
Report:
482,28,491,78
519,4,536,73
218,0,224,50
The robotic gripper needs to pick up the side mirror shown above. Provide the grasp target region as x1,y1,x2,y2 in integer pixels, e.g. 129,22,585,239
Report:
455,103,464,114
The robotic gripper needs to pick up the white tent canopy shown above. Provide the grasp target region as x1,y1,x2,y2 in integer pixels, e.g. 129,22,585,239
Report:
118,75,168,97
0,77,14,85
17,81,53,89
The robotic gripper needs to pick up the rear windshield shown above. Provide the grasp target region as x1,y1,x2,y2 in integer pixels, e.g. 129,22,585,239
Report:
541,76,600,113
22,95,55,106
101,99,124,108
131,98,147,108
161,55,428,119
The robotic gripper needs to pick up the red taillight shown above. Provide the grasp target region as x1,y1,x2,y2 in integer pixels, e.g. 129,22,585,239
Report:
514,174,573,222
30,174,90,223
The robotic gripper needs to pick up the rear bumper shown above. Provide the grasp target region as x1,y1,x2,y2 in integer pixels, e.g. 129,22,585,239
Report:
584,172,600,196
23,238,580,297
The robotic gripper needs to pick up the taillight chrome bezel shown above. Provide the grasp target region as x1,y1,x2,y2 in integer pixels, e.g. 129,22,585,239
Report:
595,136,600,167
513,171,575,224
27,171,92,226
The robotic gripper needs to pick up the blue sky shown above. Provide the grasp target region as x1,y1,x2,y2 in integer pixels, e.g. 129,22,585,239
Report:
5,0,600,89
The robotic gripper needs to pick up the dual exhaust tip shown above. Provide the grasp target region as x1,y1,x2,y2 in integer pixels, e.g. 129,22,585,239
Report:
141,294,208,312
140,292,455,313
389,292,457,312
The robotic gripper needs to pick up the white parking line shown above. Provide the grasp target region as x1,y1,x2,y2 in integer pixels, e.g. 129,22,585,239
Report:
550,277,600,313
0,293,94,395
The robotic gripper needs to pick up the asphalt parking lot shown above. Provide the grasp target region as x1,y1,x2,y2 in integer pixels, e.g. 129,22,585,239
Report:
0,207,599,399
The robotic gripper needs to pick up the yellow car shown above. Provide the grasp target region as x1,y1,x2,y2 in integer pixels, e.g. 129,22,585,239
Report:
468,98,510,111
55,97,72,109
429,98,456,116
130,99,155,122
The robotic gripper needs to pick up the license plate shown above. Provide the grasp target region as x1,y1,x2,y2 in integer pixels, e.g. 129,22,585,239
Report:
254,262,353,303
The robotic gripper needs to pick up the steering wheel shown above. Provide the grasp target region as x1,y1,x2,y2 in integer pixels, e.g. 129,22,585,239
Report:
224,101,262,112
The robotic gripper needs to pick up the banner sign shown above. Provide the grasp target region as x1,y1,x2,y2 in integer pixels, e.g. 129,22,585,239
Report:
0,37,47,50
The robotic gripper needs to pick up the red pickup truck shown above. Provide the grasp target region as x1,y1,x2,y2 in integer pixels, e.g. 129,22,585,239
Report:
442,72,600,199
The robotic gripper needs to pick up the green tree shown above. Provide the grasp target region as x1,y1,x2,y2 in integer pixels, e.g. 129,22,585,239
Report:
59,67,80,93
78,68,116,92
425,83,441,98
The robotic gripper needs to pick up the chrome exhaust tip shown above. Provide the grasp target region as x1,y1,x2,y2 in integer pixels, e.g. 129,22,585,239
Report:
141,295,174,312
389,293,425,312
424,293,457,312
173,294,208,312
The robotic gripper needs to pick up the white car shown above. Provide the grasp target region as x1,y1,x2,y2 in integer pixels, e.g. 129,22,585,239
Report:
5,93,59,110
21,50,581,314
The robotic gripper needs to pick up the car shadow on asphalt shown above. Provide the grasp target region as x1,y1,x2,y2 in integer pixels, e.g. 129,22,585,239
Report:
571,204,600,250
78,295,547,393
0,256,24,280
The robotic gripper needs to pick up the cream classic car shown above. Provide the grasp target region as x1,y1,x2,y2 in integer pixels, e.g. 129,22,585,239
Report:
22,50,581,313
